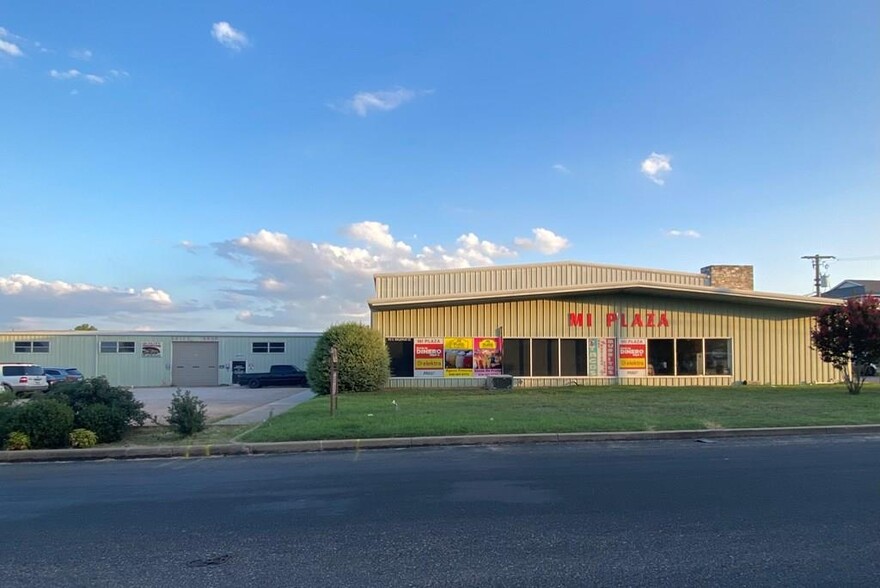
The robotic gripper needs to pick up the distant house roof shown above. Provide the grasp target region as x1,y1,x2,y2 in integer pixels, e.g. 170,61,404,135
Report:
823,279,880,299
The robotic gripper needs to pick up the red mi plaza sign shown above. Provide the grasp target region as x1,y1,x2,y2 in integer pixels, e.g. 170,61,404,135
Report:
568,312,670,328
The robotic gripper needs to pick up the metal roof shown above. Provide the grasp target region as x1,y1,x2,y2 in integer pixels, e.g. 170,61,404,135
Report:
369,279,842,310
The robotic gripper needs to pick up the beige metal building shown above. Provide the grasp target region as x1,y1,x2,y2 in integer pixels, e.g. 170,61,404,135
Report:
369,261,841,387
0,331,319,388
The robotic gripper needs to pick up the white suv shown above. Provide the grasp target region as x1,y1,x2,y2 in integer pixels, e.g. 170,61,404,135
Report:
0,363,49,395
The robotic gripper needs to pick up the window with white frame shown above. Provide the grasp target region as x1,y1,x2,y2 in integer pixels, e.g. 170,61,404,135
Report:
14,341,50,353
252,342,285,353
100,341,136,353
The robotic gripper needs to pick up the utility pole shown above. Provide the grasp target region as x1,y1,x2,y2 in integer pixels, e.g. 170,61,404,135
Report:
801,254,835,296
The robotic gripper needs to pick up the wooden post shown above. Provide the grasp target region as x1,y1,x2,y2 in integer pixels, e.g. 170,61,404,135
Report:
330,345,338,416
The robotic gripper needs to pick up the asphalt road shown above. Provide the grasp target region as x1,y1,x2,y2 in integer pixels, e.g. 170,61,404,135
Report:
2,436,880,587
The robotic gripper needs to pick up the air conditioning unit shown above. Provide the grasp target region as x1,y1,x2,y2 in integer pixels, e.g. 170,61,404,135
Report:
486,375,514,390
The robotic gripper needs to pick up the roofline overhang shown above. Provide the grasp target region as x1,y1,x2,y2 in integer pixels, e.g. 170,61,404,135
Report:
373,260,707,281
368,281,844,311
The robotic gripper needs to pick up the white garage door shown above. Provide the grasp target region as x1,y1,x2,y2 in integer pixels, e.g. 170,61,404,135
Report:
172,342,219,387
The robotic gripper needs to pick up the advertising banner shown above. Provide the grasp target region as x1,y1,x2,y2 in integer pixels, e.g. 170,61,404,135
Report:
587,338,617,377
444,337,474,377
473,337,503,376
141,342,162,358
618,338,648,377
413,338,445,378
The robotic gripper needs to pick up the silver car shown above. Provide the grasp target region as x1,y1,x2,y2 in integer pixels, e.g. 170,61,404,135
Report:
0,363,49,395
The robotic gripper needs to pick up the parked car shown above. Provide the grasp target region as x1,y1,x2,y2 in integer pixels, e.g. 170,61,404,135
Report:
865,363,877,377
43,367,85,387
238,364,308,389
0,363,49,395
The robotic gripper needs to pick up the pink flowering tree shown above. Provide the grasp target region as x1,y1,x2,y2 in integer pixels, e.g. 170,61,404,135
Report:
811,296,880,394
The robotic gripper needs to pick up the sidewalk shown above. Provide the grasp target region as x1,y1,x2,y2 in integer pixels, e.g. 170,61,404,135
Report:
3,423,880,463
216,390,315,425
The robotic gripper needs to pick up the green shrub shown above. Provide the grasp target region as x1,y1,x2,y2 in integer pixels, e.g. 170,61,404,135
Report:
76,404,129,443
6,431,30,450
167,389,208,436
307,323,390,395
0,389,15,407
14,399,74,449
0,405,20,442
50,377,150,443
69,428,98,448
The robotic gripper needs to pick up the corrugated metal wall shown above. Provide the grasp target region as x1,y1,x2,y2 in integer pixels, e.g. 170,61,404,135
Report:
372,294,839,386
374,262,707,300
0,332,319,387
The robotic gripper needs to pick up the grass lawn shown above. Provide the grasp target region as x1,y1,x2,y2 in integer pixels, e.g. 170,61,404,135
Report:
104,425,252,447
240,384,880,443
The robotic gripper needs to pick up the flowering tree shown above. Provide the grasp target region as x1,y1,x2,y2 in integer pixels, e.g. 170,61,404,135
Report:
811,296,880,394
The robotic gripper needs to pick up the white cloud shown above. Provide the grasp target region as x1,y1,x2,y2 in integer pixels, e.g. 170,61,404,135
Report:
2,223,573,331
664,229,701,238
552,163,571,174
0,274,188,328
211,21,249,51
454,233,516,265
70,48,92,61
211,223,541,329
514,228,570,255
178,240,202,254
641,152,672,185
0,27,24,57
345,221,412,253
50,68,81,80
0,38,23,57
338,87,423,117
50,68,123,86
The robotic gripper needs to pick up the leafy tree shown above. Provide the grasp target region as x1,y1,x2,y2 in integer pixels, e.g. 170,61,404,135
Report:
811,296,880,394
73,323,98,331
307,323,390,395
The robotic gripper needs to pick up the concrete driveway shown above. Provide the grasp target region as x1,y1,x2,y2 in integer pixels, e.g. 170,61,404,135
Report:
133,386,314,425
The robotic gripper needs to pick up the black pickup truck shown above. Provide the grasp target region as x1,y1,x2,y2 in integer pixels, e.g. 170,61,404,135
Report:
238,364,308,389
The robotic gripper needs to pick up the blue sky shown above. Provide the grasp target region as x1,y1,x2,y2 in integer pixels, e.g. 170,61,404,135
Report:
1,1,878,331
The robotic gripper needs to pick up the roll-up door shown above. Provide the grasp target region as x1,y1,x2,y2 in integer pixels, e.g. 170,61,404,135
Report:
172,342,219,386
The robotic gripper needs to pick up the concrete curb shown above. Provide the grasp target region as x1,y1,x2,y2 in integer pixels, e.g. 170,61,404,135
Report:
4,424,880,463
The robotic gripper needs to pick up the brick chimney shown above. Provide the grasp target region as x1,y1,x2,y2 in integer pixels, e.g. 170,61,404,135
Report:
700,265,754,291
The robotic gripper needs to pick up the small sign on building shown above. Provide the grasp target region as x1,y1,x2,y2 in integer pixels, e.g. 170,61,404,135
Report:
142,342,163,358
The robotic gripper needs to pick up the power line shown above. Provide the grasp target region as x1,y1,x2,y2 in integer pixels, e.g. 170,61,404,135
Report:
801,254,835,296
835,255,880,262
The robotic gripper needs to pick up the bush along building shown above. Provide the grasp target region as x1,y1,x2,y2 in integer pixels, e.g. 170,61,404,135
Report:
0,331,319,388
369,261,842,387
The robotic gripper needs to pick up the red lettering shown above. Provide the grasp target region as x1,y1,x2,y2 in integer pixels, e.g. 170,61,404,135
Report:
631,313,643,327
606,313,617,327
586,313,593,327
569,312,584,327
620,313,628,327
659,313,669,327
647,313,655,327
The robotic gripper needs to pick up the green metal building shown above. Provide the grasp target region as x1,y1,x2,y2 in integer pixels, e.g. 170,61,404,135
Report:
370,261,841,387
0,331,319,387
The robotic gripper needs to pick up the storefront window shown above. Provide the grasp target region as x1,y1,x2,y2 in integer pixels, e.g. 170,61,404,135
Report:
560,339,588,376
386,338,414,377
503,339,530,376
532,339,559,377
648,339,674,375
705,339,732,375
677,339,704,376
